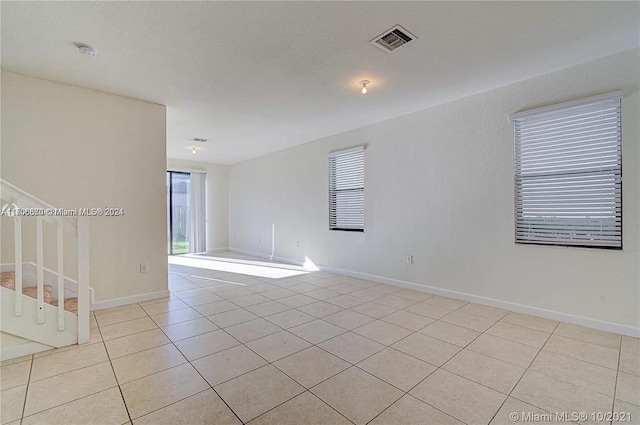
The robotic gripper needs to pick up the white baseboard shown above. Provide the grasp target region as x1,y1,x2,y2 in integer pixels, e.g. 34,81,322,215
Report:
91,290,170,311
0,341,53,361
207,247,229,253
228,248,308,268
318,264,640,338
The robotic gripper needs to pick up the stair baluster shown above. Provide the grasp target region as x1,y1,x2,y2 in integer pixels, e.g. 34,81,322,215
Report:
57,219,65,331
77,216,90,344
13,198,23,317
36,216,45,324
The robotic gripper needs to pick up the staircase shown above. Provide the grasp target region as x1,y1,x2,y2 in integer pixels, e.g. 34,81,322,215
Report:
1,271,78,313
1,179,91,360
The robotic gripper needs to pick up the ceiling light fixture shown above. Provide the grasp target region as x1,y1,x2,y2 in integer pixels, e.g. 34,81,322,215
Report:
75,43,97,57
360,80,370,94
189,146,201,154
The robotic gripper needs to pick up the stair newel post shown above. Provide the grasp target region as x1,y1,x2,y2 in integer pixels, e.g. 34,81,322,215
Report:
13,198,23,316
36,216,45,324
57,218,65,331
77,216,90,344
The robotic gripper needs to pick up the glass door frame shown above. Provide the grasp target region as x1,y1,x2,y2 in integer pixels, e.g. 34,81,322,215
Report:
167,171,191,255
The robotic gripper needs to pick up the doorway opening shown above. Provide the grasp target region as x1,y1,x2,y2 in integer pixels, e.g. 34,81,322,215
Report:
167,171,191,255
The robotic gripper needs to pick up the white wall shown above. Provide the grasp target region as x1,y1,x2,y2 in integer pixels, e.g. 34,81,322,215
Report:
229,49,640,332
167,159,229,251
1,71,168,303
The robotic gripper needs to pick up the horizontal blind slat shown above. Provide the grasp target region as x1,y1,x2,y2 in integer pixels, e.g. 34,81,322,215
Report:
513,94,622,249
329,148,365,230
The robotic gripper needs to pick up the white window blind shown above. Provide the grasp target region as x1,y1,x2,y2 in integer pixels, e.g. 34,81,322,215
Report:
512,91,622,249
329,146,365,231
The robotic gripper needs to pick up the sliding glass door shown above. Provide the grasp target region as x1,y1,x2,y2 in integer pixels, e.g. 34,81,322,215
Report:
167,171,191,255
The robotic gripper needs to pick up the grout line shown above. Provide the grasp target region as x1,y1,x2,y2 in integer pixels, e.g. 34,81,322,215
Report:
173,264,505,423
18,354,34,425
136,300,246,425
169,271,395,423
20,257,629,425
486,320,562,424
365,392,468,425
168,256,634,423
359,303,488,425
610,336,623,420
96,313,134,424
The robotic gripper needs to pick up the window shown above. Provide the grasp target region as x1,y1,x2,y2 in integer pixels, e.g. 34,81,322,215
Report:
329,146,365,231
512,91,622,249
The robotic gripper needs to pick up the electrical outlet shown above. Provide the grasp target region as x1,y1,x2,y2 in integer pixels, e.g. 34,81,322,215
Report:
140,263,148,273
406,255,413,264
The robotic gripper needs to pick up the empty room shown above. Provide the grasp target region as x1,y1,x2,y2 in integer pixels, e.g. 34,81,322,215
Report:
0,1,638,424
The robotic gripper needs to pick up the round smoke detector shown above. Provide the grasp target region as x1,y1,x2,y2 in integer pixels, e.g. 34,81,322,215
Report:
76,43,97,57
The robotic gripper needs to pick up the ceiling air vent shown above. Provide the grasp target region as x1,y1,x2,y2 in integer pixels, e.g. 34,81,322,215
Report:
190,137,209,143
371,25,417,53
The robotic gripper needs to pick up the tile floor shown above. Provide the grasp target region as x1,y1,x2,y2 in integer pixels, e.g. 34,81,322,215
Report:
1,252,639,425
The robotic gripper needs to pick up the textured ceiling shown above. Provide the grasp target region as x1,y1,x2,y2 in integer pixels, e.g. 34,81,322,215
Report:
2,1,638,164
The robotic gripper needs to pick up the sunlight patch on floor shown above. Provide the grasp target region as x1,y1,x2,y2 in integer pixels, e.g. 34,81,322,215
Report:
168,255,310,279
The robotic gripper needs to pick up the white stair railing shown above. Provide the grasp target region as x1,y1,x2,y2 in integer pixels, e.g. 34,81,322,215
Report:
1,179,90,344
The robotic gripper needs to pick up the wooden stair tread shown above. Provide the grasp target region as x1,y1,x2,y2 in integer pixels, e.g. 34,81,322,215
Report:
1,271,16,288
51,298,78,314
0,272,62,312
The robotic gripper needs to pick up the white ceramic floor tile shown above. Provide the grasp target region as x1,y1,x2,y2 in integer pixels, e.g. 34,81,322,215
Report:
225,318,282,343
352,320,412,346
392,333,460,366
323,310,374,330
21,387,129,425
442,349,526,394
511,370,613,418
370,394,464,425
486,321,550,348
500,312,558,333
151,308,202,327
208,308,259,328
297,301,344,318
120,363,209,419
1,385,26,425
318,332,386,364
358,347,437,391
24,362,117,417
133,389,240,425
554,323,621,350
105,329,171,359
273,346,350,388
288,319,346,344
544,335,619,370
162,317,219,341
100,317,158,341
1,360,31,390
410,369,506,425
214,365,304,423
247,391,351,425
264,309,315,328
246,331,312,362
530,350,617,397
381,310,434,331
419,320,481,347
111,344,187,384
312,367,403,425
191,345,267,386
467,333,539,368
